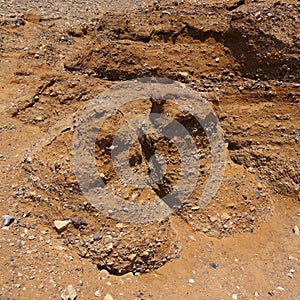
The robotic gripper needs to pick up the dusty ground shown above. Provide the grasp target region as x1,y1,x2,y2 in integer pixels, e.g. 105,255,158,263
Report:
0,0,299,299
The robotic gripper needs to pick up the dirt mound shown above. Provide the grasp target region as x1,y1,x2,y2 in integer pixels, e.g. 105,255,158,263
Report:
19,80,272,275
0,0,299,298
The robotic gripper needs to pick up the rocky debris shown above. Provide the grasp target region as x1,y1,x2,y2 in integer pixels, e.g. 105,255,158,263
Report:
54,220,70,233
188,278,195,285
2,215,15,226
61,284,77,300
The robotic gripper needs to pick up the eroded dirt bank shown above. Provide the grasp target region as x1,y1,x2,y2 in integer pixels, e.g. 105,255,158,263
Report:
0,0,299,299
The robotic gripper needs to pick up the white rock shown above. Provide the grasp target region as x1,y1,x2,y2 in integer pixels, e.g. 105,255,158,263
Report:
99,269,110,279
293,225,299,235
54,220,70,232
2,215,14,226
179,71,189,78
94,290,101,297
232,294,238,300
103,294,114,300
61,285,77,300
188,278,195,284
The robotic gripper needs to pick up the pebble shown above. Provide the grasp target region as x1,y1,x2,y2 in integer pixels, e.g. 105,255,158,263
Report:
188,235,196,241
71,216,87,229
191,206,200,211
293,225,299,235
210,262,217,269
232,294,238,300
94,290,102,297
2,215,14,226
54,220,70,233
188,278,195,284
257,182,263,190
287,268,295,278
288,255,298,261
61,285,77,300
178,71,189,78
103,294,113,300
99,269,110,279
276,286,285,291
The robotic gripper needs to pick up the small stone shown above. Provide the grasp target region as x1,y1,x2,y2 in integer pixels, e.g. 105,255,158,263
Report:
257,182,263,190
209,216,218,223
221,212,231,220
26,156,32,163
232,294,238,300
103,293,114,300
94,290,102,297
35,116,43,122
61,285,77,300
248,167,255,174
188,278,195,284
255,11,261,18
128,253,137,261
188,235,196,241
191,206,200,211
141,250,150,258
178,71,189,78
99,269,110,279
120,272,134,279
276,286,285,291
54,220,70,233
254,291,259,297
210,262,217,269
116,223,125,229
2,215,14,226
293,225,299,235
71,216,87,229
287,270,294,278
288,255,298,261
215,57,220,63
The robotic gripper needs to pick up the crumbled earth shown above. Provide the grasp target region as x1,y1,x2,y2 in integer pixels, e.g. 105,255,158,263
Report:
0,0,299,299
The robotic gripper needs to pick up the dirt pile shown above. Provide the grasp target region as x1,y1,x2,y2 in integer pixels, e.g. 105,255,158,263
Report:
0,0,299,298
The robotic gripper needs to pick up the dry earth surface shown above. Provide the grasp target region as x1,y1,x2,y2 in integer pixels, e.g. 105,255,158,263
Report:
0,0,299,299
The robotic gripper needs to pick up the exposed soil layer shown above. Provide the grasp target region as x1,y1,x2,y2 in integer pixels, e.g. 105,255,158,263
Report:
0,0,299,299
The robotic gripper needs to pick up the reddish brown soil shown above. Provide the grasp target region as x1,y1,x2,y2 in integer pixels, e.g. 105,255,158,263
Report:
0,0,299,299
